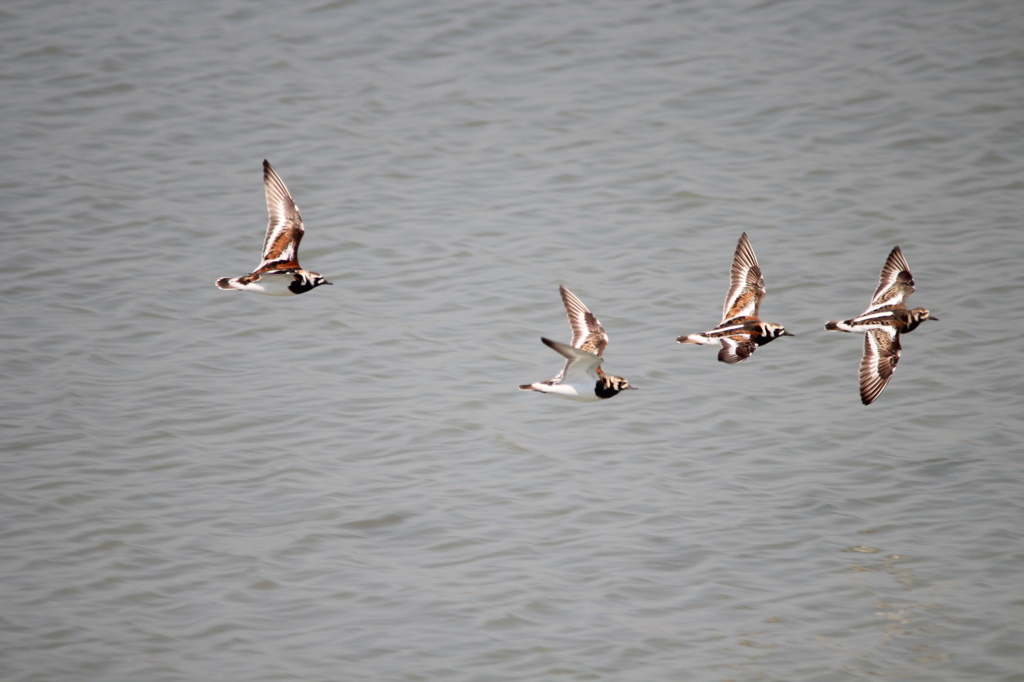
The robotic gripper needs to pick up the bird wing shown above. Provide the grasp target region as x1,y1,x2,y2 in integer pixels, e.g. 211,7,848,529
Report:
867,246,915,312
717,337,756,364
722,232,766,323
542,337,603,383
859,327,901,405
560,286,609,357
256,160,305,273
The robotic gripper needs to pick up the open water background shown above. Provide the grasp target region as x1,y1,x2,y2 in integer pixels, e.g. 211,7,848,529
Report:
2,0,1023,680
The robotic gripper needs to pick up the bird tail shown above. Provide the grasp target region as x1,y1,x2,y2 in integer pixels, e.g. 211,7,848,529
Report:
215,277,241,290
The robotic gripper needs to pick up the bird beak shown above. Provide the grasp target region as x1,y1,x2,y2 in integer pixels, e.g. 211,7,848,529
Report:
324,281,334,285
783,331,796,336
928,315,938,320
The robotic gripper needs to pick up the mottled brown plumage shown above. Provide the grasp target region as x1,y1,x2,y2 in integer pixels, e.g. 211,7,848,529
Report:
215,160,331,296
518,287,634,401
677,233,792,363
825,246,937,405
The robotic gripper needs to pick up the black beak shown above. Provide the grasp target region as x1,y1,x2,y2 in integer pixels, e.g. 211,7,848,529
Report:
928,315,938,321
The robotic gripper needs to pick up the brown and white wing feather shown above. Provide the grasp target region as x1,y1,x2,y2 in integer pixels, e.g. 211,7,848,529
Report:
559,285,609,357
859,327,901,405
256,160,305,273
717,337,756,364
868,246,915,312
722,232,766,323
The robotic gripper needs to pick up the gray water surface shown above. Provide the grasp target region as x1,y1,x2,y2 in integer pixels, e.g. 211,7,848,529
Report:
3,1,1023,680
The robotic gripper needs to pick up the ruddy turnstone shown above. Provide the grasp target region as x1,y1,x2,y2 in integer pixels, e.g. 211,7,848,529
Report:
677,232,793,363
215,160,332,296
824,246,938,405
519,286,636,401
